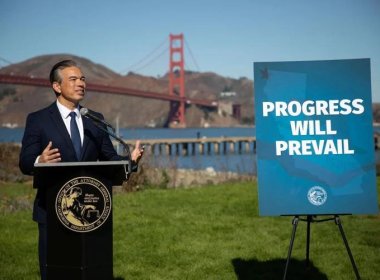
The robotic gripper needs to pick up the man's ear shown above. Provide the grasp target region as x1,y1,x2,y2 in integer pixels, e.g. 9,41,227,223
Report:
52,82,61,94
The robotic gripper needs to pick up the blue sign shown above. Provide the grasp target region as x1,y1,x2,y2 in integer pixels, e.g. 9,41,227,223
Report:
254,59,379,216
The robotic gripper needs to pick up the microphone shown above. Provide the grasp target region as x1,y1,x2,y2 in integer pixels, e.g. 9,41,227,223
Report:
80,107,115,132
80,107,132,177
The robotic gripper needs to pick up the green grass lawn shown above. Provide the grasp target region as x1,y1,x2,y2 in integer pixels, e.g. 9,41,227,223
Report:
0,181,379,279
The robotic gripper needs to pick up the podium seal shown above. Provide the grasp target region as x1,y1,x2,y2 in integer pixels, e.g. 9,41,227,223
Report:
55,176,111,233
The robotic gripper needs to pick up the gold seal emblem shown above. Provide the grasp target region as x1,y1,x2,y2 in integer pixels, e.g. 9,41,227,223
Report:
55,177,111,233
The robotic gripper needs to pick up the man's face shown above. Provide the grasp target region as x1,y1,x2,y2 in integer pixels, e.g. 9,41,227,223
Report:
54,66,86,107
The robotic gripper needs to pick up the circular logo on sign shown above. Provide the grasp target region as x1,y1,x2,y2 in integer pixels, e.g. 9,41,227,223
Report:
55,177,111,233
307,186,327,206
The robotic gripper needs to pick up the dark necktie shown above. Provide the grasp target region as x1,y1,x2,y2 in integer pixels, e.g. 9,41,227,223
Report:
69,111,81,160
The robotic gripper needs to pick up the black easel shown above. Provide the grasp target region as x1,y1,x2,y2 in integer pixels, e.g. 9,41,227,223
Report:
283,215,360,280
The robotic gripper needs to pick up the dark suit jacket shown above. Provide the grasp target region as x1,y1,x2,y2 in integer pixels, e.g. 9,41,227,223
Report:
19,102,127,222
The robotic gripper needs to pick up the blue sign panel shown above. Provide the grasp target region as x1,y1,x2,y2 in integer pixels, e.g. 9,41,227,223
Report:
254,59,379,216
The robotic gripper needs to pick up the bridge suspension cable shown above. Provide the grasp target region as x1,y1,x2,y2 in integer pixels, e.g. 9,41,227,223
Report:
132,46,168,73
0,56,13,68
119,37,168,75
184,38,200,72
119,34,201,76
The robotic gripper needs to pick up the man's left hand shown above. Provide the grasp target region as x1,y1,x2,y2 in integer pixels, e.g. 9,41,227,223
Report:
131,140,144,163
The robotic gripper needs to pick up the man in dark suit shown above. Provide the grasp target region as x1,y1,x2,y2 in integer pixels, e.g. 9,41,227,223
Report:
19,60,143,280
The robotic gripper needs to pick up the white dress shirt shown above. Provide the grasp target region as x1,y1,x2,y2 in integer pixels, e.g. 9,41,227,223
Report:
56,100,84,145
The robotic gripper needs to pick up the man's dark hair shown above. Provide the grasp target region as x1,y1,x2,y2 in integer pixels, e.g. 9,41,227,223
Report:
49,60,78,84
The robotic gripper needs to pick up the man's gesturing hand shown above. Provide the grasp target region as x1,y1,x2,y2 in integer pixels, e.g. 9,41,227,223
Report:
38,141,61,163
131,140,144,163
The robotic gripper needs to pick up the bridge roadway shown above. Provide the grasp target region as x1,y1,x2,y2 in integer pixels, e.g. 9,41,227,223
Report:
0,74,218,108
120,136,256,156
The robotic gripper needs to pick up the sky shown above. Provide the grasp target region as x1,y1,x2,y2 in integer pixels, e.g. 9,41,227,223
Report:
1,0,380,100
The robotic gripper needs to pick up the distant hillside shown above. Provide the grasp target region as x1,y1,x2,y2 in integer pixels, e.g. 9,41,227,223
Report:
0,54,120,82
0,54,254,128
372,103,380,124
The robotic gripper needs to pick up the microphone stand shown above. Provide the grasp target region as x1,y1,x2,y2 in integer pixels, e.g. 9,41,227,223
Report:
92,122,132,179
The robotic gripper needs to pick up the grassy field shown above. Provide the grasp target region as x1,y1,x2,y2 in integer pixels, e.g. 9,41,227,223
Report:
0,181,379,280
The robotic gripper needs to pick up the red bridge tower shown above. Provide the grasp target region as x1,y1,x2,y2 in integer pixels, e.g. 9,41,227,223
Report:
168,33,186,127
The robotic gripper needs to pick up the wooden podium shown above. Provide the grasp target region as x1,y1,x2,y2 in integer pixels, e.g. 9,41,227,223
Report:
33,161,129,280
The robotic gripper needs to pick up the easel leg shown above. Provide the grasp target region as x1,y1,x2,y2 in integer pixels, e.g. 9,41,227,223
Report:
283,216,299,280
334,215,361,280
306,215,312,267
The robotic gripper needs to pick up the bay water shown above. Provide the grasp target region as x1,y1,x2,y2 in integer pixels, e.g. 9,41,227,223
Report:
3,126,378,175
0,127,257,174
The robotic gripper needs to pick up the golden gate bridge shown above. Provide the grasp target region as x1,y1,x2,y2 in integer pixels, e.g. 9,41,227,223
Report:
0,34,241,127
